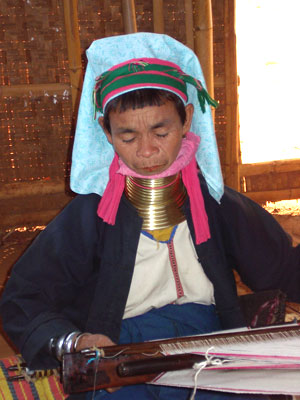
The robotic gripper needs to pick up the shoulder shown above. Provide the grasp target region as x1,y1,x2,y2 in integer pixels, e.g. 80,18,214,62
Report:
199,174,284,232
55,193,101,221
203,176,291,249
199,174,266,216
63,193,101,212
41,193,103,242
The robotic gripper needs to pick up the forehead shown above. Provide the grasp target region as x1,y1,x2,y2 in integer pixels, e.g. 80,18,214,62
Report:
108,101,181,129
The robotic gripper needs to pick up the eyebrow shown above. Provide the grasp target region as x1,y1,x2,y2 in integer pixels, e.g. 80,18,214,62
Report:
115,128,136,134
115,118,172,134
151,119,171,129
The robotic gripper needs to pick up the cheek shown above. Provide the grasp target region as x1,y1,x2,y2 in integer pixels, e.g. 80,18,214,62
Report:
112,142,134,164
111,138,127,154
167,136,183,159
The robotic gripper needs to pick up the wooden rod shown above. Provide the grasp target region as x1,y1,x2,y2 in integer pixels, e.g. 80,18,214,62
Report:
0,83,70,97
214,76,225,88
244,188,300,204
63,0,83,112
240,159,300,177
0,209,67,231
224,0,240,191
122,0,137,33
0,181,66,199
184,0,194,50
193,0,214,98
153,0,164,33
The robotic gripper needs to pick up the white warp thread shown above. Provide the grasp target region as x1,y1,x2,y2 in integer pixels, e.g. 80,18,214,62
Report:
189,347,224,400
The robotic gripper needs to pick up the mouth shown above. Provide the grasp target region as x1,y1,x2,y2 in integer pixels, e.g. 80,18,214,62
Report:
141,164,165,173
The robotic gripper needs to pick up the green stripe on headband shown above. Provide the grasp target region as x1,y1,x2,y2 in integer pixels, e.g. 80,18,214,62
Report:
93,61,218,115
99,74,186,106
97,62,181,87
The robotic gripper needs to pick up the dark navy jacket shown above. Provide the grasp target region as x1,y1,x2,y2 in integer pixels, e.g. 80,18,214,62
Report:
1,176,300,370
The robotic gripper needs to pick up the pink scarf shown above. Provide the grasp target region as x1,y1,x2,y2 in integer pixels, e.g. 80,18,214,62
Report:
97,132,210,244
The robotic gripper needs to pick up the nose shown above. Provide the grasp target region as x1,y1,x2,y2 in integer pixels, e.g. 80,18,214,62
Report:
136,136,159,158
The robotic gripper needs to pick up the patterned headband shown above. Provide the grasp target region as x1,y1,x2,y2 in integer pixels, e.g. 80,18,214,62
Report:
93,58,218,115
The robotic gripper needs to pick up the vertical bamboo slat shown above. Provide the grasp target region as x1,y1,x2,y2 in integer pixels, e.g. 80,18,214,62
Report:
153,0,164,33
193,0,214,98
63,0,83,112
122,0,137,33
184,0,194,50
224,0,240,190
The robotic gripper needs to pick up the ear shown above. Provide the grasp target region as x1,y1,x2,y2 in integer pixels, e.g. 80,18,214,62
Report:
98,116,113,145
183,103,194,135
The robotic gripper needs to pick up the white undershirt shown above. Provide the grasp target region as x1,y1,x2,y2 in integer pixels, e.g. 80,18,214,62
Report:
123,221,215,319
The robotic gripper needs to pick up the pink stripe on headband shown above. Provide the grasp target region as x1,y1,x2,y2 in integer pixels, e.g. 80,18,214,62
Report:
100,70,184,95
107,58,183,72
102,83,188,111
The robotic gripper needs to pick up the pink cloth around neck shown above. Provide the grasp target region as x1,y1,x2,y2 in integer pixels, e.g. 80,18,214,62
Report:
97,131,210,244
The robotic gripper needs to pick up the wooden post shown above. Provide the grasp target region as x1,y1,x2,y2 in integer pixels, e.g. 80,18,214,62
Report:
122,0,137,34
224,0,240,191
193,0,214,98
63,0,83,113
153,0,164,33
184,0,194,50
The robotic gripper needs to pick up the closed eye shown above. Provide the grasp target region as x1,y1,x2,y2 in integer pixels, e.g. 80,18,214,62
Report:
155,133,168,138
122,137,135,143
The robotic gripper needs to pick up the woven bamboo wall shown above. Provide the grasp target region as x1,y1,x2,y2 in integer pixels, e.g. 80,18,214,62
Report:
1,0,221,232
0,0,75,230
77,1,186,53
240,160,300,203
0,1,72,184
2,0,296,233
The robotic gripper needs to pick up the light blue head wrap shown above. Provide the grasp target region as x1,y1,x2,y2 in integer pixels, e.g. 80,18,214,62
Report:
70,32,224,202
